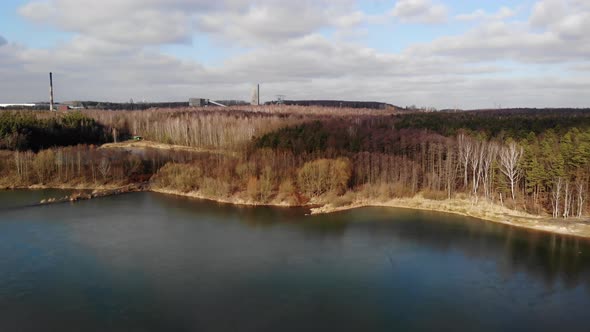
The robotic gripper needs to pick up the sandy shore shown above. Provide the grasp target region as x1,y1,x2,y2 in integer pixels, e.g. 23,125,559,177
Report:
310,196,590,239
152,189,590,239
151,188,299,208
0,183,127,191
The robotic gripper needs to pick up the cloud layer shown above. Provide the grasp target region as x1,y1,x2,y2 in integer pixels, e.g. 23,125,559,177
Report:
1,0,589,109
391,0,448,24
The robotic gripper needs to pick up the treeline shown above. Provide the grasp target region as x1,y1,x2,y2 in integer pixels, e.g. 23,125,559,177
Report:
0,145,202,188
395,108,590,138
1,106,397,152
86,109,309,150
0,111,108,151
4,106,590,218
151,149,355,205
276,100,397,110
253,117,590,217
256,117,448,154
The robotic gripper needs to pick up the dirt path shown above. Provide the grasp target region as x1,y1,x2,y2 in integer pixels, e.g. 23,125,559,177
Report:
100,140,237,156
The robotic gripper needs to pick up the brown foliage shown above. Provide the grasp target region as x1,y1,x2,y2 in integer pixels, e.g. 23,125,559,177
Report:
297,158,352,197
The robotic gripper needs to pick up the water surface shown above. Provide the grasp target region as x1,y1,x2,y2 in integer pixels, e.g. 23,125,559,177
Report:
0,189,77,209
0,192,589,331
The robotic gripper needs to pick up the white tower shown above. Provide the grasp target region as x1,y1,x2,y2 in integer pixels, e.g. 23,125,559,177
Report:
251,84,260,106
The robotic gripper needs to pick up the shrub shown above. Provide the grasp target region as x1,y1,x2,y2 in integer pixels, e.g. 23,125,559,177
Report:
152,162,202,192
421,190,448,201
297,158,352,197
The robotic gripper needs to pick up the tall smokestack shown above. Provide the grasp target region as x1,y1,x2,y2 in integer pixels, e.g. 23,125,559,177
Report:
251,84,260,106
49,72,54,112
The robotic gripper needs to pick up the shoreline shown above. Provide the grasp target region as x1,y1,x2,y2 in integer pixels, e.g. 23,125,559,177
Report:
310,199,590,239
0,183,126,191
3,185,590,239
151,188,590,239
150,188,307,208
151,189,590,239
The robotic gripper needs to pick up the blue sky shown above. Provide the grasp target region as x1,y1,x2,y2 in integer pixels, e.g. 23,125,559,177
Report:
0,0,588,108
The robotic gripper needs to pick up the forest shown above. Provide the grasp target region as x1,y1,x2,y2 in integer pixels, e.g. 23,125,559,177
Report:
0,111,108,150
2,106,590,220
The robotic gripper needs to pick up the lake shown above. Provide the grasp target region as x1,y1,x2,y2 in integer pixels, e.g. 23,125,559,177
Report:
0,191,589,331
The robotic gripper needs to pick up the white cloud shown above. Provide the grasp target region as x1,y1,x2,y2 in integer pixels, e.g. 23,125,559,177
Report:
409,0,590,64
1,0,589,109
19,0,199,45
455,6,516,21
18,0,358,45
196,1,359,44
528,0,590,41
391,0,448,24
198,4,326,44
529,0,567,27
333,10,367,29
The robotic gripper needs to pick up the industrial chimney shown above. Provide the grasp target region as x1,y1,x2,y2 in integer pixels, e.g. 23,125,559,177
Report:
49,72,55,112
251,84,260,106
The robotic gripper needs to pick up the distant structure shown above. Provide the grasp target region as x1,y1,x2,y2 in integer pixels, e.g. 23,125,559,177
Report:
208,100,227,107
189,98,227,107
275,95,286,105
251,84,260,106
189,98,208,107
62,101,85,109
0,103,36,108
49,72,55,112
271,100,398,110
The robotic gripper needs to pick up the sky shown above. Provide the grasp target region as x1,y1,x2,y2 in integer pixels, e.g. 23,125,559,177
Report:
0,0,589,109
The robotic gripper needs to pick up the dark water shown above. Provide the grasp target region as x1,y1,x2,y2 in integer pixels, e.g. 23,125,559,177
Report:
0,189,78,210
0,192,589,332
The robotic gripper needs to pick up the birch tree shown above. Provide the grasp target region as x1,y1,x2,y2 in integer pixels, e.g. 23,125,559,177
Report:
482,141,499,200
499,141,523,201
457,133,473,189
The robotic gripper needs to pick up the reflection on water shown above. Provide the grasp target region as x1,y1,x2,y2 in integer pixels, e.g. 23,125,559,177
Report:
0,192,589,332
158,194,590,290
0,189,77,210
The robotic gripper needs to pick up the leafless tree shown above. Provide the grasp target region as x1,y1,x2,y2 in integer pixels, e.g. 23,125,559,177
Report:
576,182,586,218
482,141,499,200
563,180,572,218
551,177,563,218
457,133,473,189
499,141,523,201
98,157,111,182
470,140,486,201
444,144,457,199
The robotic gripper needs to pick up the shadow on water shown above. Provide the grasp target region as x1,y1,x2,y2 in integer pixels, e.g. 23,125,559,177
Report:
0,189,77,210
153,193,351,235
154,193,590,292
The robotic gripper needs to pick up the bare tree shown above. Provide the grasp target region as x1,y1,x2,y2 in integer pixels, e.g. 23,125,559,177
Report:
444,144,457,199
576,182,586,218
563,179,572,219
470,140,487,201
551,177,563,218
499,141,523,201
457,133,473,189
98,157,111,182
482,141,499,200
13,151,33,181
